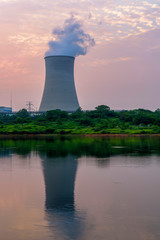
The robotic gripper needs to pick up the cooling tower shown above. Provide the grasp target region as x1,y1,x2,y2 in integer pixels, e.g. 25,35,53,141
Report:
39,56,79,112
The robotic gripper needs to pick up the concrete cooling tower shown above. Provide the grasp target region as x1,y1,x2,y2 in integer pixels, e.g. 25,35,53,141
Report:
39,56,79,112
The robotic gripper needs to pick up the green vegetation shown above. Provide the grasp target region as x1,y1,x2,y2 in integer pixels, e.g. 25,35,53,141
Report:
0,106,160,134
0,136,160,159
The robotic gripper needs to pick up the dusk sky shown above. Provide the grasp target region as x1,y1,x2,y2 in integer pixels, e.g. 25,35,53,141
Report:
0,0,160,111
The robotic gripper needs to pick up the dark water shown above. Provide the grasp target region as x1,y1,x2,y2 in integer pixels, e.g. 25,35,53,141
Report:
0,136,160,240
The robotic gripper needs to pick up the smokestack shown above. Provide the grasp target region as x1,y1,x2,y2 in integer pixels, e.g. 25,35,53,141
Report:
39,55,79,112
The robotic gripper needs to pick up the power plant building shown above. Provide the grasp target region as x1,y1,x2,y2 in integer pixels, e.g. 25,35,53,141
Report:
39,56,79,112
0,107,12,113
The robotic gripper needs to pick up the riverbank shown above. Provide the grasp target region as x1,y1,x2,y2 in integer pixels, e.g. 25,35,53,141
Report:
0,107,160,136
0,133,160,139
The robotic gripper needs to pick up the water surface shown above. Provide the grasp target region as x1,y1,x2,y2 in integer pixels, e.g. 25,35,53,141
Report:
0,136,160,240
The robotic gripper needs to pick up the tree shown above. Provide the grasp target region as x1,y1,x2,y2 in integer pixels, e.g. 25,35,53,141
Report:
70,107,84,119
16,109,30,119
95,105,110,118
95,105,110,112
46,109,68,121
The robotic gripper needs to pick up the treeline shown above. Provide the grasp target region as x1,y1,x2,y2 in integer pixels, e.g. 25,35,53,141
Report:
0,105,160,134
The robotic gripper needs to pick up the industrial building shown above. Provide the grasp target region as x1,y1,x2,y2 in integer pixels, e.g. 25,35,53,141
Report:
39,56,79,112
0,106,12,113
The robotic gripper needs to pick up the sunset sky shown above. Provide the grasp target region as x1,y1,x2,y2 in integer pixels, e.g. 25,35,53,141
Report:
0,0,160,111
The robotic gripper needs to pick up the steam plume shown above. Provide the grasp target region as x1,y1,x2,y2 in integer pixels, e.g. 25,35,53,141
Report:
45,16,95,57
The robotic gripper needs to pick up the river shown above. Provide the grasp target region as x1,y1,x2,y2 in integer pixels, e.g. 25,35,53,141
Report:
0,136,160,240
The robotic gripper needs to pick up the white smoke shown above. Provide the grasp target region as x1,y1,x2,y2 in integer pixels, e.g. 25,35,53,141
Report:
45,16,95,57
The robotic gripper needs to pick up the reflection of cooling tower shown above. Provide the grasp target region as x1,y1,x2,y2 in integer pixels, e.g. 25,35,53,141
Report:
41,155,83,240
39,56,79,112
41,155,78,209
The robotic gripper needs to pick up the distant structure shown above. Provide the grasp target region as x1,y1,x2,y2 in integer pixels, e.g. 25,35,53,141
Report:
26,101,35,112
39,56,79,112
0,106,12,113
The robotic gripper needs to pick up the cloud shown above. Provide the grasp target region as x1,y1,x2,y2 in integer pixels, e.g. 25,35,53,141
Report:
1,0,160,44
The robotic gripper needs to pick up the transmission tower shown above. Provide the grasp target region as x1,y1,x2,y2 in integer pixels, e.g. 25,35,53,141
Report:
26,101,35,112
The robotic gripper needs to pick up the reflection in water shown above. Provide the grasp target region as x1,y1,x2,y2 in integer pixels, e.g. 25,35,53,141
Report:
42,155,77,209
1,136,160,158
41,154,84,240
0,136,160,240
